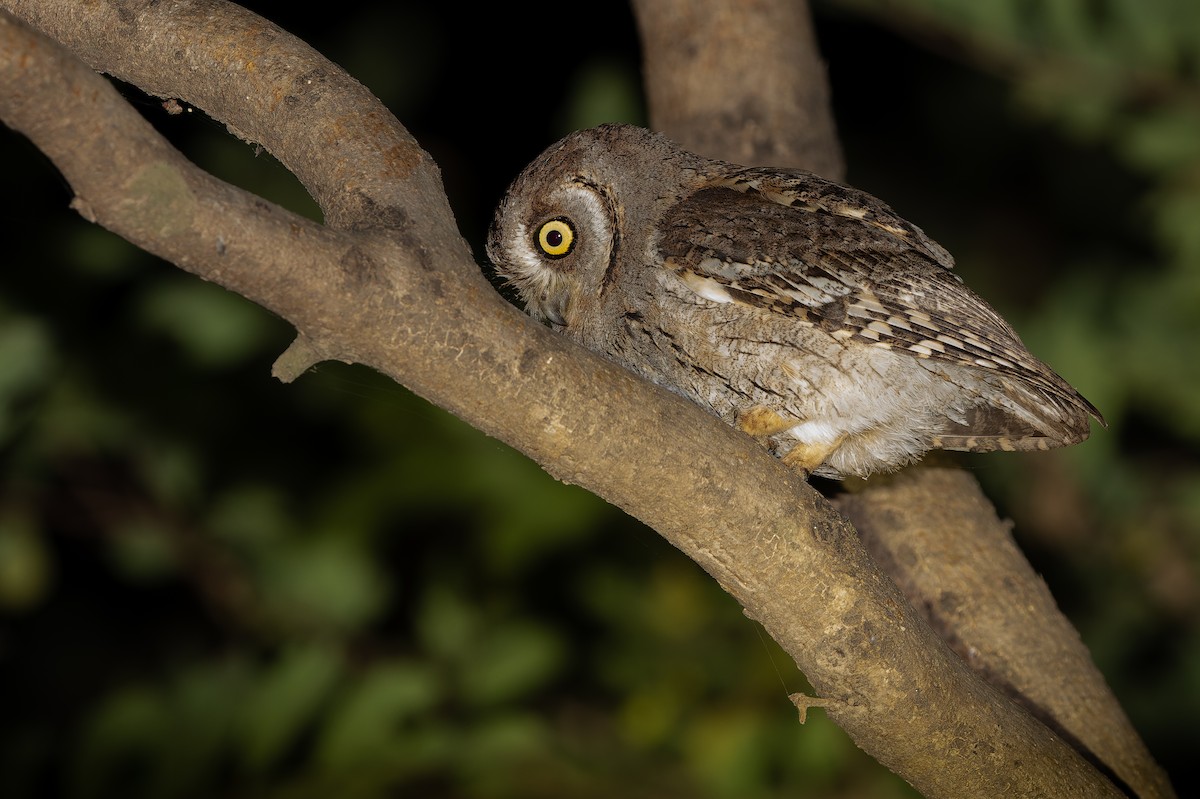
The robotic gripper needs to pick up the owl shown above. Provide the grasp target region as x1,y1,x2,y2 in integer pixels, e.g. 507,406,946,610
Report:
486,124,1103,479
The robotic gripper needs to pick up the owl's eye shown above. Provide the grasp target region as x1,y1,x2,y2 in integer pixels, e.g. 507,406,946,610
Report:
535,218,576,258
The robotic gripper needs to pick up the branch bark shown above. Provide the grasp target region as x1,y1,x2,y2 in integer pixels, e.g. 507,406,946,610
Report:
632,0,844,179
0,1,1164,796
837,467,1174,798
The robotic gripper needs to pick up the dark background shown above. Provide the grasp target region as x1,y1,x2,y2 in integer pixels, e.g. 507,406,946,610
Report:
1,2,1196,797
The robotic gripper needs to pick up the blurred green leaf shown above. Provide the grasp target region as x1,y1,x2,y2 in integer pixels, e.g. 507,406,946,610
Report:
71,685,165,799
61,224,143,279
0,313,53,444
207,484,292,549
460,622,564,707
135,439,202,509
684,707,770,798
0,512,51,610
1012,67,1118,139
783,713,859,787
1150,185,1200,263
137,279,278,367
558,57,644,133
619,683,686,749
315,660,443,772
106,518,180,583
1109,0,1179,67
0,314,53,400
29,377,135,454
150,661,249,799
416,586,479,662
1119,107,1200,173
259,534,390,634
459,713,548,785
237,644,344,775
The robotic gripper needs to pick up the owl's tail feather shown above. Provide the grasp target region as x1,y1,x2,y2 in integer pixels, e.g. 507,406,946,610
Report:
931,381,1102,454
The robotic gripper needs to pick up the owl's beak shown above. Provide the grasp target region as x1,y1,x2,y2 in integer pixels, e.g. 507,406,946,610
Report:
535,294,568,327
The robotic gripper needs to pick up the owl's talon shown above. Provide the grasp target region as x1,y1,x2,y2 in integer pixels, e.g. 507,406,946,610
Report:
782,437,845,476
737,406,795,438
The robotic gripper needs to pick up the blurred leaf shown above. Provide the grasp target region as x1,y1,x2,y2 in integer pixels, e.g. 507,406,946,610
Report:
1013,67,1118,139
0,313,54,444
642,561,711,640
1109,0,1180,67
416,586,478,662
783,713,858,787
558,57,644,133
1150,185,1200,263
135,439,202,509
460,621,565,707
207,484,292,549
150,661,248,799
258,534,390,634
0,512,52,610
237,644,344,775
137,278,278,367
683,707,770,798
315,660,444,772
459,441,608,573
62,224,143,279
106,518,180,583
459,714,548,785
30,378,135,454
1118,107,1200,174
619,684,685,749
0,314,53,399
70,685,165,799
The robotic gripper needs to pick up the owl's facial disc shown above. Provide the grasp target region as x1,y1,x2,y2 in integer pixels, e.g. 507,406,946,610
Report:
488,166,622,331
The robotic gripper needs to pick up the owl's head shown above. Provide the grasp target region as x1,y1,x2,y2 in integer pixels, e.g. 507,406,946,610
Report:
487,124,700,328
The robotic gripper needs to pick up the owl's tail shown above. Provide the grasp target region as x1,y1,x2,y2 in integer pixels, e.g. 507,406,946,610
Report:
931,375,1104,453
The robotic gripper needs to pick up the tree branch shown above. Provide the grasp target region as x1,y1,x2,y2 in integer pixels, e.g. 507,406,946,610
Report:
632,0,844,179
838,467,1175,798
0,2,1144,796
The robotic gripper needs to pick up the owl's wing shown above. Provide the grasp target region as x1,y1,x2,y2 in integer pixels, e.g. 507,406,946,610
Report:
656,177,1103,448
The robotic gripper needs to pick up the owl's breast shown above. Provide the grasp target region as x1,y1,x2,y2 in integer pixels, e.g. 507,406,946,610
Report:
604,270,832,416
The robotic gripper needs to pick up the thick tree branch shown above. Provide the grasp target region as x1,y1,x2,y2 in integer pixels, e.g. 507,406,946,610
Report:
838,468,1174,798
632,0,844,179
0,9,349,337
0,2,1144,796
3,0,447,233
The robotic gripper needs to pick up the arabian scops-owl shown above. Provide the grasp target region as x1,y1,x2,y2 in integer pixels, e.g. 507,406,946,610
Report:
486,124,1102,479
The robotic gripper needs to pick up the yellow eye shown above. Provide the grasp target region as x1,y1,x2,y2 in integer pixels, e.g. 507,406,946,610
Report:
535,218,575,258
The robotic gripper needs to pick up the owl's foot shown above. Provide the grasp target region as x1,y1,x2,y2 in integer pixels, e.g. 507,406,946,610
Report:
738,407,845,477
737,406,795,438
782,436,846,477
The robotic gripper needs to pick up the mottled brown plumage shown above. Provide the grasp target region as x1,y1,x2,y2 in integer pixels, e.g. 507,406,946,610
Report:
487,124,1103,478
